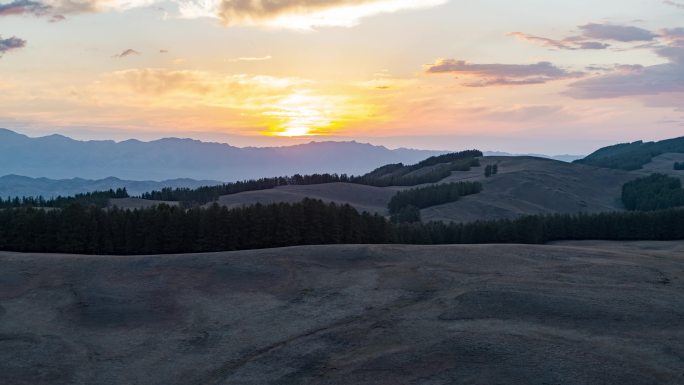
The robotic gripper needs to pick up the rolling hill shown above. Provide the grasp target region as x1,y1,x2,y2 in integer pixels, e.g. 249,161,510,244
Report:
211,156,638,222
1,241,682,385
574,136,684,171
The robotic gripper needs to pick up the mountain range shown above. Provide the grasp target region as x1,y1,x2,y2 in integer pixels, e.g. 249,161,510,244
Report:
0,128,446,181
0,129,582,181
0,175,221,199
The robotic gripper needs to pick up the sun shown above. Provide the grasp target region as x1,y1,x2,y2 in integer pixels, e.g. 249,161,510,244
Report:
276,126,312,137
264,92,333,137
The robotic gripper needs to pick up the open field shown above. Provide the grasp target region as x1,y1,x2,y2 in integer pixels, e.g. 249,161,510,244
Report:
109,197,180,210
1,241,683,384
638,153,684,182
214,182,397,215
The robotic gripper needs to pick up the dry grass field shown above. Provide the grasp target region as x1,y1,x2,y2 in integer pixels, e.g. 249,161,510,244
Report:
1,241,683,385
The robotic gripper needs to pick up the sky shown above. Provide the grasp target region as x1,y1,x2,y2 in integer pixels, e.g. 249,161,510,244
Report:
0,0,682,154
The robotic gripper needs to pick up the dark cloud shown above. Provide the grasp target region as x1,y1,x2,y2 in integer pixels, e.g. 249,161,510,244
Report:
0,36,27,57
0,0,50,17
115,49,141,58
49,14,66,22
664,0,684,9
578,41,611,50
578,23,658,42
425,59,583,87
507,32,610,50
510,22,660,52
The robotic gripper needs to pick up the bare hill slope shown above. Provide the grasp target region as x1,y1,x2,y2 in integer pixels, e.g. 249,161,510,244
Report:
214,182,398,214
215,156,638,222
422,157,636,222
1,242,683,385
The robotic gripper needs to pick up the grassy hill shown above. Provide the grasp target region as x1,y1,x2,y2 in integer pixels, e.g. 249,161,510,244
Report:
1,242,682,385
575,136,684,171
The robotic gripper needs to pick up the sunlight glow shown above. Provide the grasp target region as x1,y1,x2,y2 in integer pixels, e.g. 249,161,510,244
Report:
267,0,447,30
264,93,333,137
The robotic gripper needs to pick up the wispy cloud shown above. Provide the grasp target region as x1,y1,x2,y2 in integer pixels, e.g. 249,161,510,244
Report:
180,0,447,29
114,49,140,58
507,32,610,51
425,59,583,87
226,55,272,62
566,28,684,100
510,22,659,52
0,36,26,57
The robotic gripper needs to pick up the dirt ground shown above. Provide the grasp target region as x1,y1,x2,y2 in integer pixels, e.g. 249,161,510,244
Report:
1,241,683,385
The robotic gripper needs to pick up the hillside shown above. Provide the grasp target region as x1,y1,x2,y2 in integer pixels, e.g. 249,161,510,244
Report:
215,156,637,222
214,182,397,215
422,156,636,222
637,153,684,181
575,136,684,171
1,242,682,385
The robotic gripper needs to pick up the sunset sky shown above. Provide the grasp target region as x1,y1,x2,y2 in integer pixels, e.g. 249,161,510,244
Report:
0,0,682,154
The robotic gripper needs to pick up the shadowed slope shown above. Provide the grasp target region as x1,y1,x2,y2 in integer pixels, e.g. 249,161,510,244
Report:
1,241,683,384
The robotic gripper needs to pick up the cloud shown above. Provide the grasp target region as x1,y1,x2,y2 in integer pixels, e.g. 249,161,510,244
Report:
0,0,50,17
425,59,583,87
510,22,661,52
107,68,304,96
226,55,272,62
565,28,684,100
507,32,610,51
578,23,658,42
115,48,140,58
180,0,447,29
0,36,26,57
664,0,684,9
0,0,446,29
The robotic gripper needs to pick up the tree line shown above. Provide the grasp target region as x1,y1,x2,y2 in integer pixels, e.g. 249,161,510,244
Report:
622,173,684,211
674,162,684,170
141,150,484,204
388,182,483,215
575,136,684,171
141,174,348,205
0,189,129,209
2,198,684,255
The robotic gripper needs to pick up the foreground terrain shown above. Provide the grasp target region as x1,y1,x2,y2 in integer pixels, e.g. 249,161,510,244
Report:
1,242,683,384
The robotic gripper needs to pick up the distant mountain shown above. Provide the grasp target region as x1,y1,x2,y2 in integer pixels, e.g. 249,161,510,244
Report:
0,129,445,181
0,175,221,198
574,136,684,170
483,151,583,163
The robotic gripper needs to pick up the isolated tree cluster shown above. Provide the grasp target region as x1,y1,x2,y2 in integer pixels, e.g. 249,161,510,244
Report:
484,164,499,177
388,182,482,217
622,174,684,211
674,162,684,170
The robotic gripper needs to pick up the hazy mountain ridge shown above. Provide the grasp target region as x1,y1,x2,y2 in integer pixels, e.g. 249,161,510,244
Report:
483,151,583,163
0,174,221,198
0,129,445,181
